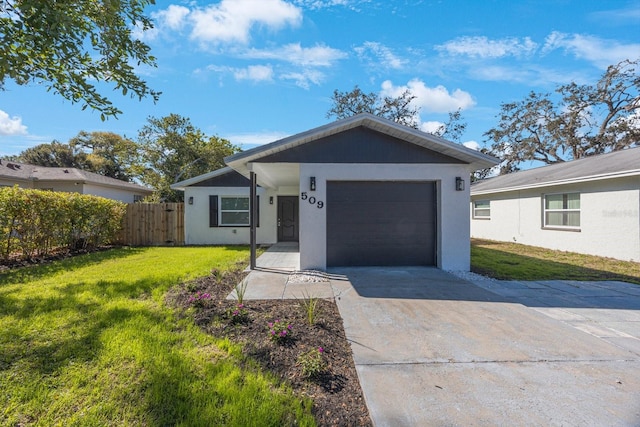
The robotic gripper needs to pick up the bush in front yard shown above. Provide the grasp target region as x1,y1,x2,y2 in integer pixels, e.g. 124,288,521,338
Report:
0,186,126,261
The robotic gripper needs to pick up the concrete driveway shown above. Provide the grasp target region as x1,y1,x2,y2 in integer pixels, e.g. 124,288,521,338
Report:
329,267,640,426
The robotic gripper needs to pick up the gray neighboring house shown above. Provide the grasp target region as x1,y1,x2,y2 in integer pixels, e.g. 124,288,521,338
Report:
172,113,498,271
471,147,640,262
0,161,152,203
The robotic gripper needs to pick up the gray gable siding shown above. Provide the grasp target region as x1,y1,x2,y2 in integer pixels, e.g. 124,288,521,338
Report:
256,126,466,164
191,169,251,187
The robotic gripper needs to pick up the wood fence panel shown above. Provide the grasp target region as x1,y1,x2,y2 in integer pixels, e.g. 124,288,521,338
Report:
120,203,184,246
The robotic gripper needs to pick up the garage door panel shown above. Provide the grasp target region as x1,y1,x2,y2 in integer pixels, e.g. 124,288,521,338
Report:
327,181,436,267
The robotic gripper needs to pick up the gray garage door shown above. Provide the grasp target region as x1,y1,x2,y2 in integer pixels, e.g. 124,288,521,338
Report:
326,181,436,266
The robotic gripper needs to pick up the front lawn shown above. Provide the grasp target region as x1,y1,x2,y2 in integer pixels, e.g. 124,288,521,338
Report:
0,247,314,426
471,238,640,284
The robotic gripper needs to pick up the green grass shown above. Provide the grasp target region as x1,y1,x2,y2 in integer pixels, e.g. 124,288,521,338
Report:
0,247,314,426
471,238,640,284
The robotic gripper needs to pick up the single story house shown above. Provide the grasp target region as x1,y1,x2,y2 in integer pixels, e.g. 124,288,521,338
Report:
0,160,152,203
471,147,640,262
171,113,498,271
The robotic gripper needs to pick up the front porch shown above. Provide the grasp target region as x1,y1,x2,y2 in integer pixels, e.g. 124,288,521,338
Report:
231,243,335,300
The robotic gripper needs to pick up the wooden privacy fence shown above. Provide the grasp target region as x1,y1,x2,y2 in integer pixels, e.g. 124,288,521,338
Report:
120,203,185,246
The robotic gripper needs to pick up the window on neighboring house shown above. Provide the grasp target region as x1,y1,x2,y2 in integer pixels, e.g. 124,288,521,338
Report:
543,193,580,229
473,200,490,219
133,195,144,203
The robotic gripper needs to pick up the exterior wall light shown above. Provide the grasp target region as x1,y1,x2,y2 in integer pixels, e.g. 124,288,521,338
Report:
310,176,316,191
269,196,274,204
188,196,194,204
455,177,465,191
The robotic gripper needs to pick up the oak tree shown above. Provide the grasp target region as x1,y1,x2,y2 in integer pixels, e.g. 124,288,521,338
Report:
0,0,160,119
485,59,639,173
137,114,240,202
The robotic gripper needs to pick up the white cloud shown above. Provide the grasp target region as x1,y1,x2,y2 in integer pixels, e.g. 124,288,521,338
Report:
471,64,589,86
463,140,481,150
355,41,407,70
155,5,190,31
420,120,444,135
190,0,302,45
226,131,290,147
0,110,28,136
380,79,476,113
293,0,353,9
281,69,325,89
233,65,274,82
589,5,640,26
436,36,538,58
243,43,347,67
542,31,640,68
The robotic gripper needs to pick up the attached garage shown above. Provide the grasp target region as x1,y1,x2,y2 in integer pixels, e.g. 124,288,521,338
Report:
176,113,499,271
326,181,436,267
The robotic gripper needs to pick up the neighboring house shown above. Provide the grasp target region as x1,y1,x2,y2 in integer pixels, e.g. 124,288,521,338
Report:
471,147,640,262
171,113,498,271
0,160,152,203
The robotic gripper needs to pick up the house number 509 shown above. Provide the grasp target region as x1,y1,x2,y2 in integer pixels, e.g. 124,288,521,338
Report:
300,192,324,209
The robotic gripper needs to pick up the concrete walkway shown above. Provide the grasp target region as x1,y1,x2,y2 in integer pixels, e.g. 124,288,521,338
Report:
238,249,640,426
231,243,334,300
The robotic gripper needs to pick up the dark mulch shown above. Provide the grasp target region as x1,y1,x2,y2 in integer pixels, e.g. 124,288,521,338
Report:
166,264,372,427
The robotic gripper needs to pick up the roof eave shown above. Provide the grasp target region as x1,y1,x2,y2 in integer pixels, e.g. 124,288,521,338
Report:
170,166,235,191
471,169,640,196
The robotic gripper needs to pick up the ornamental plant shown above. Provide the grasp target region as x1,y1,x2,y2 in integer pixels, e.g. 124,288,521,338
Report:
268,319,292,343
299,291,319,326
188,291,211,308
297,347,326,378
234,276,249,304
227,303,249,324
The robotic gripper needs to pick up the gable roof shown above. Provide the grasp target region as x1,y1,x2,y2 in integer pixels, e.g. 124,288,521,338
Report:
0,161,152,193
225,113,499,175
171,166,252,190
471,147,640,195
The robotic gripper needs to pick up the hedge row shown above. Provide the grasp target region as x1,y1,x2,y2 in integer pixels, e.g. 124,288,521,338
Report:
0,186,126,261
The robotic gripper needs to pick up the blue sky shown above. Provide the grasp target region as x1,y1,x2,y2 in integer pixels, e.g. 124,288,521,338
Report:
1,0,639,158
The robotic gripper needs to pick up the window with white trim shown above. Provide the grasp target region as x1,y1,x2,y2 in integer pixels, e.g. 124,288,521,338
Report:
220,196,250,226
543,193,580,229
472,200,490,219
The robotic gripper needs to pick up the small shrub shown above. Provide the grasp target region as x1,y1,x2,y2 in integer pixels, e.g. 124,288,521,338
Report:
268,319,292,343
234,276,249,304
299,291,319,326
297,347,326,378
188,291,211,307
227,303,250,324
210,268,223,281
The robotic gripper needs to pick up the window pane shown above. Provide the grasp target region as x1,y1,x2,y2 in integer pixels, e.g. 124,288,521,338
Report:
474,200,490,209
545,194,564,209
221,211,249,225
546,211,580,227
566,193,580,209
221,197,249,210
546,211,563,226
566,211,580,227
474,209,490,217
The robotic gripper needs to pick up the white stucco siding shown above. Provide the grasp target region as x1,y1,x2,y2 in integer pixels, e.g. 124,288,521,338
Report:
471,176,640,262
299,163,471,271
82,183,149,203
0,179,31,188
182,186,289,245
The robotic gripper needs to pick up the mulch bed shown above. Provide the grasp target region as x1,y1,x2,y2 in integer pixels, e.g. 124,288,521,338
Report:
166,264,372,427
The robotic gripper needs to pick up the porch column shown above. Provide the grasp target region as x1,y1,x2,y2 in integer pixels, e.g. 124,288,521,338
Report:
249,171,257,270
